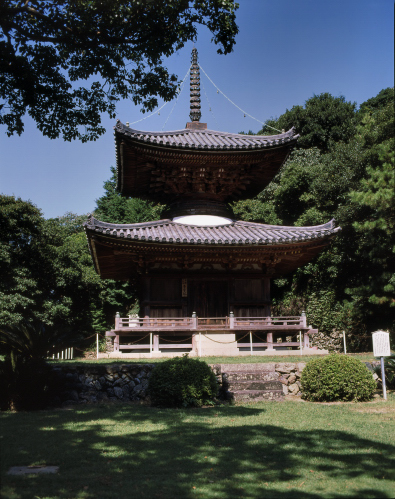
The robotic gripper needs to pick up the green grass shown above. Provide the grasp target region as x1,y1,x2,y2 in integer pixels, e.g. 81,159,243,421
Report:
52,352,379,366
1,394,394,498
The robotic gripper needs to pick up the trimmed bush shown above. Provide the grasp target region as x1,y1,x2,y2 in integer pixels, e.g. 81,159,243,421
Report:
147,355,218,407
301,354,376,402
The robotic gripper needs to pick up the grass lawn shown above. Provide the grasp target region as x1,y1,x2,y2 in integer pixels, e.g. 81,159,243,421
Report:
1,394,394,498
51,352,380,366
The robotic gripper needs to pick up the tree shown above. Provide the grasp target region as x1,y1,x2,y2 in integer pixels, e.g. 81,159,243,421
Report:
347,143,395,308
236,88,394,348
0,195,49,328
259,93,357,151
0,0,238,142
94,166,163,223
0,196,103,340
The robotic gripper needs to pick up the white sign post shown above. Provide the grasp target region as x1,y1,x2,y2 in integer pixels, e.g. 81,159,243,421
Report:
372,331,391,401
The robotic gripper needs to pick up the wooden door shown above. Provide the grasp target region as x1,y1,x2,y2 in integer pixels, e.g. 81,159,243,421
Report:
188,280,228,318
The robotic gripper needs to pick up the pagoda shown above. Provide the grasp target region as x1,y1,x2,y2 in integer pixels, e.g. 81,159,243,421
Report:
85,48,339,357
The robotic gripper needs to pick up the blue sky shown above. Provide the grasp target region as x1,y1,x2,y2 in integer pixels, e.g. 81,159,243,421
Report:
1,0,393,219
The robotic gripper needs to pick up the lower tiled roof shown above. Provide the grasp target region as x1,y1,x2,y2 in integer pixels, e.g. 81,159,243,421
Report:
85,216,340,246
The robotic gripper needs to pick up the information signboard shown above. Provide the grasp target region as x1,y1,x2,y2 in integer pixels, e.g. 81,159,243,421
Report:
372,330,391,357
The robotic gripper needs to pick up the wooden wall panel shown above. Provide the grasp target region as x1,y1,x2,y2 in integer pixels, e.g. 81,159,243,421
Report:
151,278,181,302
234,279,262,302
150,307,182,318
233,307,266,317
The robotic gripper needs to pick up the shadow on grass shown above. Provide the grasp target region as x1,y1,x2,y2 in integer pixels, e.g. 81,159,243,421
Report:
1,404,394,499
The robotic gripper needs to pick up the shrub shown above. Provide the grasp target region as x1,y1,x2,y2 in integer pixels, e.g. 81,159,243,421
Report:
147,355,218,408
301,354,376,402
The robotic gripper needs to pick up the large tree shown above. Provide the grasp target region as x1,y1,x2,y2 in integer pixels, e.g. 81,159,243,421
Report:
259,93,357,151
235,88,394,348
0,0,238,141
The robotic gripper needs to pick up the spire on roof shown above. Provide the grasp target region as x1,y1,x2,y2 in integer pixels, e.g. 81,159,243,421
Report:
186,47,207,130
189,47,201,122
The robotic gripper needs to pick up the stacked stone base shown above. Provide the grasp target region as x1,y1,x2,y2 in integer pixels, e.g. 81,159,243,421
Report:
219,362,306,402
51,364,155,407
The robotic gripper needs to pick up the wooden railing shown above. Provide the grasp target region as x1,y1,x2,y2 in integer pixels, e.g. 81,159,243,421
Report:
114,315,307,331
116,317,193,330
108,314,314,353
234,316,306,328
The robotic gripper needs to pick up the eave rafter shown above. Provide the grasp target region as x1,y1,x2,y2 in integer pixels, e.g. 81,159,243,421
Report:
87,228,334,280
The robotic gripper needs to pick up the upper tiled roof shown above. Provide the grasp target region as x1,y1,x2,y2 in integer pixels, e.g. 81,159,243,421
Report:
85,216,339,246
114,121,299,151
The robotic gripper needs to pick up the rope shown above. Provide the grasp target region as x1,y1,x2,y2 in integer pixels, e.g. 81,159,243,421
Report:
128,101,168,125
119,333,151,345
198,63,282,134
202,331,250,344
161,68,190,130
158,335,193,343
201,75,220,130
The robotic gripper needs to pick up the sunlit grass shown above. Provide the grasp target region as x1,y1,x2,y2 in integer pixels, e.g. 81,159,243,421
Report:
51,352,380,366
1,393,394,498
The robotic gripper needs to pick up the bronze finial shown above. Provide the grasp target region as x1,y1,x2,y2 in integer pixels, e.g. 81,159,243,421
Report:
189,47,201,122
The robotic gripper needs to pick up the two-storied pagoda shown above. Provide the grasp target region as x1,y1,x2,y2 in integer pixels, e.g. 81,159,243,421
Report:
85,48,339,357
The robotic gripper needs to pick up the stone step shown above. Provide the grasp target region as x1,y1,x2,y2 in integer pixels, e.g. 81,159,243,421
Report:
219,363,276,372
228,389,284,402
224,380,283,391
223,371,279,382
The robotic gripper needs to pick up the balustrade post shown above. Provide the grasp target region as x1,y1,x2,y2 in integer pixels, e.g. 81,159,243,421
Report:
114,335,119,352
301,311,307,328
115,311,120,330
267,332,274,350
192,311,197,330
304,329,311,348
153,334,159,352
229,311,234,329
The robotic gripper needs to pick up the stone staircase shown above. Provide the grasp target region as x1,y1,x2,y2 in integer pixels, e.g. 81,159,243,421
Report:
220,363,284,402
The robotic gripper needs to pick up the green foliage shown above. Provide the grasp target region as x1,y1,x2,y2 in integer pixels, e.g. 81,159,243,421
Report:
94,167,164,223
247,87,395,346
0,195,48,327
0,0,238,141
301,354,377,402
148,355,218,407
0,321,72,359
259,93,357,151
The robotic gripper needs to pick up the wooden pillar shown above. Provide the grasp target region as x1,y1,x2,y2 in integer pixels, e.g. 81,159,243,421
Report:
263,278,271,316
143,277,150,317
266,332,274,350
304,331,310,348
153,334,159,352
114,335,120,352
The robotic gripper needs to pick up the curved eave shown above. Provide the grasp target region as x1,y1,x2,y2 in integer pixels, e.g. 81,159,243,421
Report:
84,216,340,279
114,121,299,200
114,121,299,152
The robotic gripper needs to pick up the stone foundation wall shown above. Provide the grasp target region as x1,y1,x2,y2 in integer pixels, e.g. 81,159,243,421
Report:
274,362,305,396
50,360,380,407
51,364,155,407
